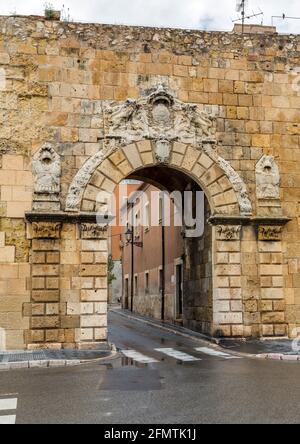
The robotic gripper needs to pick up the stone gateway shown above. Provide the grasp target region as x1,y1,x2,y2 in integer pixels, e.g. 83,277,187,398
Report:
0,15,299,350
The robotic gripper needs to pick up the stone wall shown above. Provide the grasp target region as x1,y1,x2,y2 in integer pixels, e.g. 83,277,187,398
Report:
183,200,213,335
0,15,300,348
110,260,122,305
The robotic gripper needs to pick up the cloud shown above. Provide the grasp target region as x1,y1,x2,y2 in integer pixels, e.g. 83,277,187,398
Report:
0,0,299,33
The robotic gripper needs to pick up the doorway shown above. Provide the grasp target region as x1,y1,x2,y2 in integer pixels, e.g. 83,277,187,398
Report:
175,261,183,322
124,277,129,309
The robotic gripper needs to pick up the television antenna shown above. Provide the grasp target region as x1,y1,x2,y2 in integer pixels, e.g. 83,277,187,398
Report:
271,14,300,27
236,0,247,32
61,4,72,22
232,0,264,34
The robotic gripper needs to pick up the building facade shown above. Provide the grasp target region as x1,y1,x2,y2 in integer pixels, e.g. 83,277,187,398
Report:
0,15,300,350
109,180,141,304
122,182,185,323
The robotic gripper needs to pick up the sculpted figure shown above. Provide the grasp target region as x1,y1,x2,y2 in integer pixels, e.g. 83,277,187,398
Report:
187,105,215,138
32,144,60,195
256,156,280,200
109,99,138,132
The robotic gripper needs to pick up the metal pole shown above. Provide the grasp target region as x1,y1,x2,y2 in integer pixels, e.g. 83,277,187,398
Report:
242,0,245,34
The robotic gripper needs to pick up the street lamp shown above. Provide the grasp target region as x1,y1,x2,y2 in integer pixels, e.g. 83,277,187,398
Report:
125,226,143,312
125,227,133,243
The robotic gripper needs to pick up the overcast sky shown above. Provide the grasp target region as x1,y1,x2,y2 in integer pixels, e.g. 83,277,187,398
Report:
0,0,299,33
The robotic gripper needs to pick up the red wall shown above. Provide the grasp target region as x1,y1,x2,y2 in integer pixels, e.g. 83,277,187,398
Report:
122,183,184,320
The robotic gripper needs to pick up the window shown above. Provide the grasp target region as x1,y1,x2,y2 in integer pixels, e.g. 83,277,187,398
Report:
134,275,138,296
124,278,129,309
176,263,183,318
144,202,150,231
159,268,164,293
159,197,163,224
145,272,149,294
135,211,140,239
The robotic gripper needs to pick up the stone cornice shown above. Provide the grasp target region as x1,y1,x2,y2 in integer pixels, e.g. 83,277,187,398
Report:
251,217,292,226
25,212,113,224
208,215,251,226
209,215,292,226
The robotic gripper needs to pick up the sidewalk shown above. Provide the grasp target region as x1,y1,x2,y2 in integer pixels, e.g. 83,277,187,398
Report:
219,338,300,362
112,308,300,362
0,347,117,371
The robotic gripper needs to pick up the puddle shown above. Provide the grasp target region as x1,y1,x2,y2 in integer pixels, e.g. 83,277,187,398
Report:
98,367,163,391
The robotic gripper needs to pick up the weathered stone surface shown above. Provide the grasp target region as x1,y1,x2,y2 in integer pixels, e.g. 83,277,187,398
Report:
256,156,280,200
216,226,241,241
1,15,300,349
32,144,60,199
258,226,283,241
32,222,62,239
80,223,108,239
67,85,252,215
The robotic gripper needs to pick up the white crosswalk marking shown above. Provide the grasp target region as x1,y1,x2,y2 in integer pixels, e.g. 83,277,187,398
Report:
0,398,17,411
195,347,241,359
121,347,240,365
155,348,201,362
121,350,158,364
0,397,18,425
0,415,16,425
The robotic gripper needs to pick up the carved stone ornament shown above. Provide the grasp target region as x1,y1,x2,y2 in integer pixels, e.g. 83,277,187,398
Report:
216,225,242,241
256,155,280,200
258,225,283,241
204,142,252,216
155,139,171,164
65,85,253,216
32,143,61,197
101,84,217,146
66,151,105,211
32,222,61,239
80,223,108,239
32,143,61,211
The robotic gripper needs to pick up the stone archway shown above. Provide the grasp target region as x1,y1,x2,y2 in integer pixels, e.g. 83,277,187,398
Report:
66,86,252,215
25,85,258,350
65,85,252,216
60,85,253,346
73,140,250,217
64,138,250,343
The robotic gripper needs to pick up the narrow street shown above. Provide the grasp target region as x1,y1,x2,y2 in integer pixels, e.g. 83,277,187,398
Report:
0,310,300,424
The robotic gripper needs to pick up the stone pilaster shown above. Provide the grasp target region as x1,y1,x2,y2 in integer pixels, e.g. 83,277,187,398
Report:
240,225,261,338
212,224,244,337
78,223,108,349
26,222,62,349
257,225,287,337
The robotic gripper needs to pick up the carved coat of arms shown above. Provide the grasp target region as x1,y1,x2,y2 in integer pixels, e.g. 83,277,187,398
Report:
102,84,217,149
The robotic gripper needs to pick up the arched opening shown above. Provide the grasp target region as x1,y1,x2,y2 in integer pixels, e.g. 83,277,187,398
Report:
63,138,251,346
108,165,213,336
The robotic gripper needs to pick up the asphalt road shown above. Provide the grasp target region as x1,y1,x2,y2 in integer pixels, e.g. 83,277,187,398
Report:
0,310,300,424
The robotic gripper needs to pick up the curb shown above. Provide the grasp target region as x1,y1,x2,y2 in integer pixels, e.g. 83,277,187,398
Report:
256,353,300,362
111,308,218,344
110,309,247,360
111,309,300,363
0,350,120,372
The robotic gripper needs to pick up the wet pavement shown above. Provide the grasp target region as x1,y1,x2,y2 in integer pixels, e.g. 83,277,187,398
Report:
219,338,299,356
0,310,300,424
0,349,111,364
